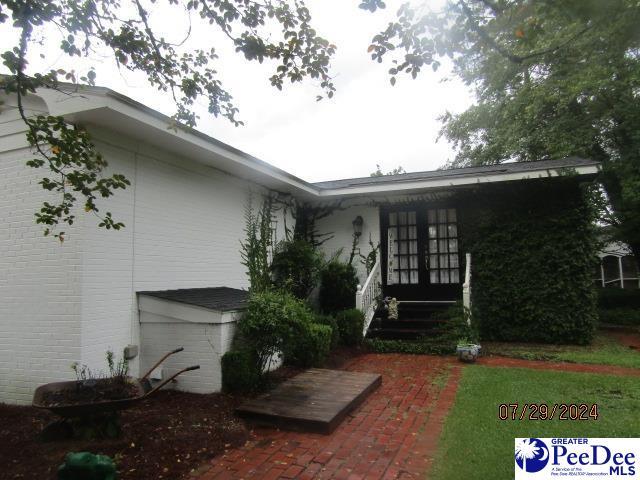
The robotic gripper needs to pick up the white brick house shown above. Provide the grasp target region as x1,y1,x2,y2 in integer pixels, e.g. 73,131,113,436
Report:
0,84,600,404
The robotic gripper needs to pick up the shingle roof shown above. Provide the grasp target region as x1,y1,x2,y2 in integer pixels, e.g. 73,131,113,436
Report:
137,287,248,311
312,157,599,190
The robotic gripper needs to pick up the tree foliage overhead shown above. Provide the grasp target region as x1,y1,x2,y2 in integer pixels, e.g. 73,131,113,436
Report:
1,0,335,239
365,0,640,261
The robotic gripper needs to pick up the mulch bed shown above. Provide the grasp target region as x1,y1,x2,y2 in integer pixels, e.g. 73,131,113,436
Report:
0,390,248,480
0,347,365,480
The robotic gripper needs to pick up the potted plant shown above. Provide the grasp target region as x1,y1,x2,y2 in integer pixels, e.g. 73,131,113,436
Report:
456,338,481,363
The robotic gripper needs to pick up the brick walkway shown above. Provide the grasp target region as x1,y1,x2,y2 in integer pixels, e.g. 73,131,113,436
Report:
194,354,462,480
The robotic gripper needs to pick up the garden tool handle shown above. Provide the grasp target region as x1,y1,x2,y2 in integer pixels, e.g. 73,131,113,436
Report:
144,365,200,397
140,346,185,380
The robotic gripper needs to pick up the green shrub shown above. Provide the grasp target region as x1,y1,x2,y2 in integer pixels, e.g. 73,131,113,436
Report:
464,181,598,345
237,290,314,373
599,308,640,326
270,239,323,299
598,288,640,310
283,323,332,368
314,314,340,349
221,349,260,394
336,309,365,346
319,261,359,314
432,303,478,344
364,338,454,355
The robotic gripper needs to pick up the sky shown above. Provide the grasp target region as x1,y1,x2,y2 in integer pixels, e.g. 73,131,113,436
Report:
1,0,475,182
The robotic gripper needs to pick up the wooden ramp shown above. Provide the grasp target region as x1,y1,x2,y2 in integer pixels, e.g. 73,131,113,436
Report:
236,368,382,434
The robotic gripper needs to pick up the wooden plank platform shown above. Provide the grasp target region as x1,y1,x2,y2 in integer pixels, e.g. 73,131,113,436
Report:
236,368,382,434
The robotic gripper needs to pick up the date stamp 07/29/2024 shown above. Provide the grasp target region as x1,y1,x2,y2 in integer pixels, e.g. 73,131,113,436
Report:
499,403,599,421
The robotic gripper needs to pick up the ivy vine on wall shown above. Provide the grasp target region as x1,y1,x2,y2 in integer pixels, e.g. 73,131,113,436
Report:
461,179,599,345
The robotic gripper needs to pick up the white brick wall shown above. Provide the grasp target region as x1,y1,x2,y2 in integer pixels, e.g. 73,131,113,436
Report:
0,96,290,403
139,311,237,394
0,95,83,404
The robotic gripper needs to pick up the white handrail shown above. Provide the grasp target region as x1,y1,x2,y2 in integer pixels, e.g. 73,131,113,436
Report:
462,252,472,325
356,258,381,334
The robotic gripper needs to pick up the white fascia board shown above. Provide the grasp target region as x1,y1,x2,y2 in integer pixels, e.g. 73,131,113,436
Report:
36,87,319,197
138,295,241,324
316,165,601,198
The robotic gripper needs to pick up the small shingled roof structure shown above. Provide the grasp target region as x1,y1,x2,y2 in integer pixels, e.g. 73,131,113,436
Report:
137,287,248,311
312,157,599,190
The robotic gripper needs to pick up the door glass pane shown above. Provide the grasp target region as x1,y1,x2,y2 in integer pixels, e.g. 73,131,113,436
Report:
388,210,418,285
451,270,460,283
425,207,460,284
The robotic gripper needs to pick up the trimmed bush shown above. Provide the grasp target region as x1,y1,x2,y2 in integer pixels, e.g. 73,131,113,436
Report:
283,323,332,368
270,240,323,299
319,261,359,314
599,308,640,326
336,309,365,346
463,181,598,345
237,290,314,373
598,288,640,310
221,349,260,394
314,314,340,349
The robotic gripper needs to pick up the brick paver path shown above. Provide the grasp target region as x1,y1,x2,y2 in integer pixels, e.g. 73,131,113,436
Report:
195,354,462,480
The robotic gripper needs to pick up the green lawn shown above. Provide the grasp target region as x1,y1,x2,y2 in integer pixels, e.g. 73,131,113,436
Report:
431,366,640,480
485,332,640,369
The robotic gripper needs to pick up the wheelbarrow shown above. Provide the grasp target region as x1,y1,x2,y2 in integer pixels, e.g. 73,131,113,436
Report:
33,347,200,418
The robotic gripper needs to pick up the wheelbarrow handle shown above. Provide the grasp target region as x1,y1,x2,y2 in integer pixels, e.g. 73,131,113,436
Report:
144,365,200,397
140,347,185,380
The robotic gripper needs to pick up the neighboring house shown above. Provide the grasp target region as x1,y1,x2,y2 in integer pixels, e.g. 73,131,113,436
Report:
596,242,639,289
0,85,600,404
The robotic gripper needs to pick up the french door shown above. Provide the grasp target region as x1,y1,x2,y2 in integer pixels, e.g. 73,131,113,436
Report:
381,205,462,301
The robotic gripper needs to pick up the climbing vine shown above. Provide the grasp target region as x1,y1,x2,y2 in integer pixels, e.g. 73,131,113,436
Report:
461,180,599,345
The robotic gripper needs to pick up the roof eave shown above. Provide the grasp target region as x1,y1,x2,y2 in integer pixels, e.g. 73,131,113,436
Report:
316,164,601,198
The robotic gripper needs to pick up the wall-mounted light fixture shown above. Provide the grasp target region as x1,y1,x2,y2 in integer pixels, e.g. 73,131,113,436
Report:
352,215,364,238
